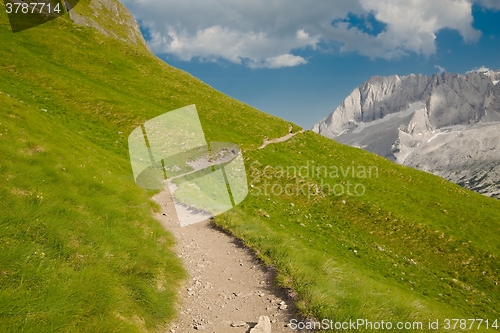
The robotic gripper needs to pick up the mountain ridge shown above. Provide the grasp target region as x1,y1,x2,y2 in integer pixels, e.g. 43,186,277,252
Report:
313,70,500,198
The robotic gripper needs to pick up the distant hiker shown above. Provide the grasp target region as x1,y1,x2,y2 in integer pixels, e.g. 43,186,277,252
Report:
289,124,293,133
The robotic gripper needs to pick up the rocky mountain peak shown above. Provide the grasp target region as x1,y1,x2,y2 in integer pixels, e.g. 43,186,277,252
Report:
313,70,500,198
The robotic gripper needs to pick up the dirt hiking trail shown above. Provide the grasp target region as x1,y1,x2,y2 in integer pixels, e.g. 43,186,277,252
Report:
152,128,312,332
258,128,305,150
153,190,312,332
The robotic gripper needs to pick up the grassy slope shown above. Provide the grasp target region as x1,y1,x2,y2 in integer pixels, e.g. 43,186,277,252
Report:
1,1,499,332
219,133,500,331
0,93,185,332
0,1,291,332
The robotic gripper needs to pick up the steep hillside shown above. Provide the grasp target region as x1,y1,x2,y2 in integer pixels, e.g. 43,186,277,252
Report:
1,1,500,332
313,71,500,198
0,1,290,331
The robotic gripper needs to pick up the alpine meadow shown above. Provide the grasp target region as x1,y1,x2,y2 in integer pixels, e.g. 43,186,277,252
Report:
1,0,499,332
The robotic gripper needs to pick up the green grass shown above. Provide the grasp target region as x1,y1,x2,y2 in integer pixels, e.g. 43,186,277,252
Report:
0,93,186,332
0,1,291,331
216,132,500,332
1,0,500,332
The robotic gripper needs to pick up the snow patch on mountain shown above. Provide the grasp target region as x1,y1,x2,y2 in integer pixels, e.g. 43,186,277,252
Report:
313,70,500,198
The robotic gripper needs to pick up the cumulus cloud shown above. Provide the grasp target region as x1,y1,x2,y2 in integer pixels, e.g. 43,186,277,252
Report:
359,0,481,57
123,0,486,68
127,0,351,68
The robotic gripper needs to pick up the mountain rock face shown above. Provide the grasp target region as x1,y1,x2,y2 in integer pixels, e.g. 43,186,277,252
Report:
313,70,500,198
69,0,149,47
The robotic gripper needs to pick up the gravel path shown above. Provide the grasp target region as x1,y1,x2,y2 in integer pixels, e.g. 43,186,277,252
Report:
258,130,305,150
153,190,303,333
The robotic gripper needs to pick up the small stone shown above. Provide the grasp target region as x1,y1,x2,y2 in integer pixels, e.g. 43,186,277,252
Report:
194,324,205,330
231,321,246,327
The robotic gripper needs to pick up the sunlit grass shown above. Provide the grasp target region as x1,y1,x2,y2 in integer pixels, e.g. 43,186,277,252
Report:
0,1,290,330
0,94,186,332
1,1,499,332
216,132,500,332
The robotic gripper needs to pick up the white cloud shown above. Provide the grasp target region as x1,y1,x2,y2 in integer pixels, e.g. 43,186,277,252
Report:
359,0,481,57
249,54,308,69
435,65,446,74
467,65,491,73
476,0,500,10
146,23,317,65
126,0,352,68
122,0,486,68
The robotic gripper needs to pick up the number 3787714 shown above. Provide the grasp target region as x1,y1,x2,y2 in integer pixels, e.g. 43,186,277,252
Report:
5,2,62,14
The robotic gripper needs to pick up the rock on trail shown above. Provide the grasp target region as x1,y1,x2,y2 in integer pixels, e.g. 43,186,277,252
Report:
250,316,272,333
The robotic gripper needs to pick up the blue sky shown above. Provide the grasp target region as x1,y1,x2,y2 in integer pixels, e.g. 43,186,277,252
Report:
123,0,500,129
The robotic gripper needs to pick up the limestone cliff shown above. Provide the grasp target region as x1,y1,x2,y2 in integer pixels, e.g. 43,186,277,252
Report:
313,70,500,198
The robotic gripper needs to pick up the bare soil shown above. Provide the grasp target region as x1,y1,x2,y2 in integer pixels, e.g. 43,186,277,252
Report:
153,190,304,333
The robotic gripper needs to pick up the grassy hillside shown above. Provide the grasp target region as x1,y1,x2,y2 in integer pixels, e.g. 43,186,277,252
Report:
0,92,186,332
0,1,291,332
1,1,499,332
219,133,500,331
